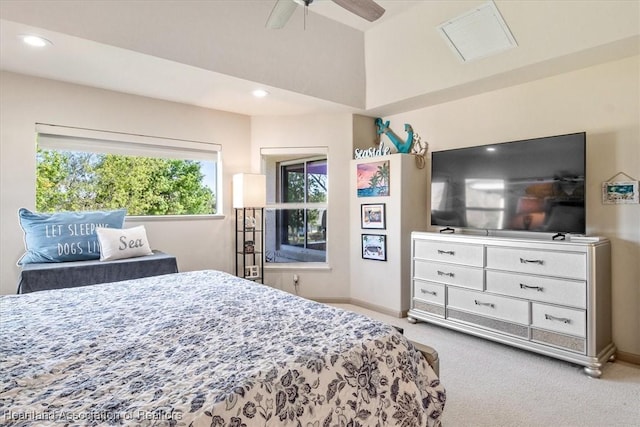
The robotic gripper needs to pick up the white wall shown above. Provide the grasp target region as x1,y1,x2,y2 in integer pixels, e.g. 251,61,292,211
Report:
0,71,252,295
349,154,429,316
365,0,639,110
250,114,353,299
382,56,640,359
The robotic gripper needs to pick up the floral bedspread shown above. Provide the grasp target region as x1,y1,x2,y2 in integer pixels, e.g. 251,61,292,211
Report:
0,270,445,426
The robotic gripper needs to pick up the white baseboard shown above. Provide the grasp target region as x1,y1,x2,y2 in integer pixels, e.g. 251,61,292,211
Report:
617,350,640,366
312,297,351,305
311,297,407,318
347,298,406,318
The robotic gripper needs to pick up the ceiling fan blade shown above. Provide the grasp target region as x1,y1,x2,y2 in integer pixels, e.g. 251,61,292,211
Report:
266,0,299,29
332,0,385,22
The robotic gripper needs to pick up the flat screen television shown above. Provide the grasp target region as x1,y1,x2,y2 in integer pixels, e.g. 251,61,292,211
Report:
430,132,586,235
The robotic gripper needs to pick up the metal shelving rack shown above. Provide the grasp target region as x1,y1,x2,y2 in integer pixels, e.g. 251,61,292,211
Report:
235,207,264,283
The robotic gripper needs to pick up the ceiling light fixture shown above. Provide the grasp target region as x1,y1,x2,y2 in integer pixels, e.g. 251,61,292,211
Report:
20,34,53,47
252,89,269,98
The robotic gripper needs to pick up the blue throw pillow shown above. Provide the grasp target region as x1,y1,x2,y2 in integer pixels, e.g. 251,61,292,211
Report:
18,208,127,265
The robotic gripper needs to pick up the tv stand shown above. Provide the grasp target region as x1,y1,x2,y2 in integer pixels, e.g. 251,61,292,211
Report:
408,232,614,377
552,232,566,240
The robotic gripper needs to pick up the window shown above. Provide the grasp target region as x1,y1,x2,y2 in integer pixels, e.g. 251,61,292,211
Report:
262,148,328,264
35,124,221,215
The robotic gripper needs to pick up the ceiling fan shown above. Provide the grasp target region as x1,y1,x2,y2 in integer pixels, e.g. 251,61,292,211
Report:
266,0,385,29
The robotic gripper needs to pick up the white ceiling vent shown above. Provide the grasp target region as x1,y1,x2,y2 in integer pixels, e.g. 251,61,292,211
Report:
437,1,517,62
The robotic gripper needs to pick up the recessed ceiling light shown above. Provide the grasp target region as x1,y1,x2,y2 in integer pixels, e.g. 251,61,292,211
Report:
252,89,269,98
20,35,53,47
486,147,496,152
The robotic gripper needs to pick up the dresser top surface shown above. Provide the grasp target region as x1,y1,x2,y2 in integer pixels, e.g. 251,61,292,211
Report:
411,231,609,251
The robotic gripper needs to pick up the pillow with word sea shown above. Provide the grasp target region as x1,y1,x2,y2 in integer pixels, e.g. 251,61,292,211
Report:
96,225,153,261
18,208,127,264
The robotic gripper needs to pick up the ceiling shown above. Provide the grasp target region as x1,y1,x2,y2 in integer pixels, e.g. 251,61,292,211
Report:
1,1,638,117
302,0,419,31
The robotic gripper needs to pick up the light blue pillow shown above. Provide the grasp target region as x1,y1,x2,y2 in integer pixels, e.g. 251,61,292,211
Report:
18,208,127,265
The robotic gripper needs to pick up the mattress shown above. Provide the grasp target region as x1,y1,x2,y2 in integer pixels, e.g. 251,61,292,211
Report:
0,270,445,426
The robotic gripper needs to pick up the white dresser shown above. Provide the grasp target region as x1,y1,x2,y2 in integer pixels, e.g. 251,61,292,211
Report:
408,231,615,377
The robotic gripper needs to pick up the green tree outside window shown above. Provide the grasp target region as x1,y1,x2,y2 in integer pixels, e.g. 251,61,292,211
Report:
36,148,216,215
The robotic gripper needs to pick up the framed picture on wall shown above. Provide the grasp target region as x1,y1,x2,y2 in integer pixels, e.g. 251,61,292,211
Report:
601,180,639,204
361,234,387,261
361,203,386,229
357,160,390,197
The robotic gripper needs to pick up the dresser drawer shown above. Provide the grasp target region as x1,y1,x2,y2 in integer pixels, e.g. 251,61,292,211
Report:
414,260,484,290
486,271,586,308
448,287,530,325
413,280,445,305
531,303,585,337
486,247,586,280
413,239,484,267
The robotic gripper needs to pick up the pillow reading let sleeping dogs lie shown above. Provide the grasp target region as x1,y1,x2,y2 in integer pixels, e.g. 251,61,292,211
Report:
95,225,153,261
18,208,127,265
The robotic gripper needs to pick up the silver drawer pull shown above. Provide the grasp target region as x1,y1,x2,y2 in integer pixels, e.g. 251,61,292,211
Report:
519,283,544,292
420,289,437,296
520,258,544,265
437,271,454,277
474,300,495,308
437,249,455,255
545,314,571,324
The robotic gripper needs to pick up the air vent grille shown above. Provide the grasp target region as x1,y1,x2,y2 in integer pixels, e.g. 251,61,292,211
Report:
437,1,517,62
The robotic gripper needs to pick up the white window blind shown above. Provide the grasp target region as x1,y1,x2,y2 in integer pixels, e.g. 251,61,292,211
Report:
36,123,221,162
35,123,222,216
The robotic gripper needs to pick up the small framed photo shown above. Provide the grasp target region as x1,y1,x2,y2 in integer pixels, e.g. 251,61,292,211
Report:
361,203,386,229
244,265,260,279
361,234,387,261
602,181,639,204
244,240,255,254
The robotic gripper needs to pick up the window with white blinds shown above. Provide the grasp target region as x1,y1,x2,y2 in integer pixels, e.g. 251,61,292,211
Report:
35,123,222,216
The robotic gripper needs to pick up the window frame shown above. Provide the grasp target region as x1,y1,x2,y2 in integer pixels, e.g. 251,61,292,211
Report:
277,157,327,254
35,123,224,218
261,147,329,269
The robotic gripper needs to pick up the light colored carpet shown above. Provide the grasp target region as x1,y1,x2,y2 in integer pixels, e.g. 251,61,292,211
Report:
331,304,640,427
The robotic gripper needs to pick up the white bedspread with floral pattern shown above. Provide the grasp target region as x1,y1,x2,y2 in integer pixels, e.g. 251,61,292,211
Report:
0,270,445,426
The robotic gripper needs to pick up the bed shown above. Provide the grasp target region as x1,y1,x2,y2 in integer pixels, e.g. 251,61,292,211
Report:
17,250,178,294
0,270,445,426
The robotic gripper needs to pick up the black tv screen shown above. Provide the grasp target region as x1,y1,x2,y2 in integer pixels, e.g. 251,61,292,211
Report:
430,132,586,235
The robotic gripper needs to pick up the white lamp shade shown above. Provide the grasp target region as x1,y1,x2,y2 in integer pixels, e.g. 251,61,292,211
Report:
233,173,266,208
